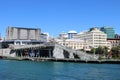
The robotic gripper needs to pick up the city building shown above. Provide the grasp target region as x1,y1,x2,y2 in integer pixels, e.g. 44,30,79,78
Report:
55,38,89,50
6,26,41,40
58,30,77,39
106,34,120,48
68,30,77,39
100,27,115,38
75,28,109,49
107,38,120,47
115,34,120,39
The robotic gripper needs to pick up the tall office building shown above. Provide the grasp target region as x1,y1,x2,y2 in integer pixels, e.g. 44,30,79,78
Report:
75,28,108,48
100,27,115,38
6,26,41,40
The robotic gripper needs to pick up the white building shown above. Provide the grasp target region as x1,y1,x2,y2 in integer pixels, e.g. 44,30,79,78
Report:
55,38,89,50
75,28,108,49
58,30,77,39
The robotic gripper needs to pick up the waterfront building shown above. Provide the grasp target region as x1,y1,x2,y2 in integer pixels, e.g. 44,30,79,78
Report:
6,26,41,40
75,28,109,49
107,38,120,47
2,26,46,49
68,30,77,39
100,27,115,38
55,38,89,50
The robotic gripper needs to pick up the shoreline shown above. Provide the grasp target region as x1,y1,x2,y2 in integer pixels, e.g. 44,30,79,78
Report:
0,56,120,64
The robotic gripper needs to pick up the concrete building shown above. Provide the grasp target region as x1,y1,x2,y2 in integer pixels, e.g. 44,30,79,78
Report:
6,27,41,40
75,28,109,49
100,27,115,38
55,38,89,50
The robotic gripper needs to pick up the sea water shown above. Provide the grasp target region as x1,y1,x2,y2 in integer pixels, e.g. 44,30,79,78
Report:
0,60,120,80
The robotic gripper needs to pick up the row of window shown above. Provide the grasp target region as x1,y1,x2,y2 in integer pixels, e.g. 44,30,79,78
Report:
109,40,120,43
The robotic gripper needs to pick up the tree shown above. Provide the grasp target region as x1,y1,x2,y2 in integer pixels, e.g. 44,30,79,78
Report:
95,46,103,54
103,46,109,55
111,46,120,58
90,48,96,54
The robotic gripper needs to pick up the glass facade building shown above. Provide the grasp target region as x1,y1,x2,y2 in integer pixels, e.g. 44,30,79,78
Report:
100,27,115,38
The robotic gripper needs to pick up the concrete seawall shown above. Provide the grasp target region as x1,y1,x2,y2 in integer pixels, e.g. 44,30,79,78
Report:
0,56,120,64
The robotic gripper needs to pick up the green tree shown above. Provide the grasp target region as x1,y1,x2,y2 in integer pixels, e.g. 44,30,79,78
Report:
111,46,120,58
95,46,103,54
103,46,109,55
90,48,96,54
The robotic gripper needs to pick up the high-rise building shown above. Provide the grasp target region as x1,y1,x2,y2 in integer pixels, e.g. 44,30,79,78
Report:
6,26,41,40
75,28,109,48
100,27,115,38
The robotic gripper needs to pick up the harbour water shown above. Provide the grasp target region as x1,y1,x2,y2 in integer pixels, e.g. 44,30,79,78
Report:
0,60,120,80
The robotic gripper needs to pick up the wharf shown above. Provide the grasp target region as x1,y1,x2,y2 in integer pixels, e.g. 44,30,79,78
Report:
0,56,120,64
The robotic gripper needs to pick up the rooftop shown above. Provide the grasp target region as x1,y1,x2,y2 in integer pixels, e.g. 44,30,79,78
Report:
8,26,41,30
68,30,77,34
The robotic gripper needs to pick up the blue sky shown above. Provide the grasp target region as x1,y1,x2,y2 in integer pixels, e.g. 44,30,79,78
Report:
0,0,120,37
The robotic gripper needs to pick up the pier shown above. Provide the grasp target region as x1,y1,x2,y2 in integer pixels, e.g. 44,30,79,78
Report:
1,42,119,64
7,42,98,61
